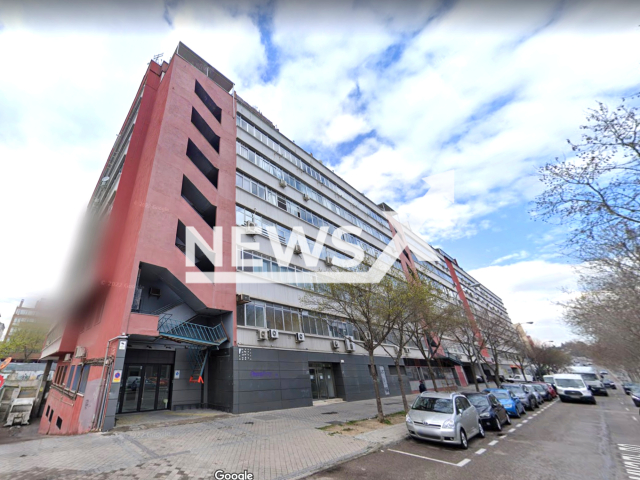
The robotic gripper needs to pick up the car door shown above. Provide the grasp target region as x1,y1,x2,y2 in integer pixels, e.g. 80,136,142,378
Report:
489,394,505,423
460,397,477,434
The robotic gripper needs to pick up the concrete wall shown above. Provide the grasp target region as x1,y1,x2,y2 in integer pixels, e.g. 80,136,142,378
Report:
231,346,409,414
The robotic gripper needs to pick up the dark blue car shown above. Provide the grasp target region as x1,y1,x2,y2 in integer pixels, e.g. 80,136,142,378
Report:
484,388,526,418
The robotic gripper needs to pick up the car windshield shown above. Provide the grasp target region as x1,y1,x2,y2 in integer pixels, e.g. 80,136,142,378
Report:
556,378,585,388
580,373,598,381
630,387,640,394
465,395,490,407
491,391,511,400
502,384,523,393
412,397,453,414
532,385,546,392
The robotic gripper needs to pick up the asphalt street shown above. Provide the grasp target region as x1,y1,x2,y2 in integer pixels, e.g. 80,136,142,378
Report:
309,386,640,480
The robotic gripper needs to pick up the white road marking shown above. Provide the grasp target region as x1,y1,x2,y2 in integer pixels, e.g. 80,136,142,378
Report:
523,420,529,423
508,428,516,433
488,440,499,446
626,408,630,411
633,417,638,422
476,448,487,455
516,424,523,428
388,449,471,467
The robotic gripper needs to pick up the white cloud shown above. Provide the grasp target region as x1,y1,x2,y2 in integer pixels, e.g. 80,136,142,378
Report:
492,250,530,265
469,260,580,343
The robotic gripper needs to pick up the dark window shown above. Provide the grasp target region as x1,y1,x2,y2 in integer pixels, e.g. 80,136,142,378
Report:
191,108,220,153
48,409,54,421
66,366,75,388
186,139,218,188
45,405,50,417
389,365,397,375
175,220,215,273
56,416,62,429
181,176,216,228
195,80,222,123
78,366,91,394
71,366,82,391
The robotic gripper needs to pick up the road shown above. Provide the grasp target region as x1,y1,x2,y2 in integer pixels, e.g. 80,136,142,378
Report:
308,386,640,480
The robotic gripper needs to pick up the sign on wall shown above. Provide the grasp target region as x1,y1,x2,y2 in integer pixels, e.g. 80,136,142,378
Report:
112,370,122,383
174,370,180,380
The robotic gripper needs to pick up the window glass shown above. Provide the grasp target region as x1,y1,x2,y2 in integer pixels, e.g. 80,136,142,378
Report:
78,366,91,394
283,310,292,331
255,304,266,328
274,307,284,330
266,306,275,329
246,304,256,327
236,305,245,326
292,311,301,332
66,366,76,388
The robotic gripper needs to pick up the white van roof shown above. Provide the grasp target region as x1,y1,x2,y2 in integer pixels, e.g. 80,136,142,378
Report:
554,373,584,380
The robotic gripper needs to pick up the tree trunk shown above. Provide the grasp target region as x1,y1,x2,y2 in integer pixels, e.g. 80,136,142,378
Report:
368,350,385,422
470,361,480,392
425,360,439,392
395,356,409,412
491,352,502,388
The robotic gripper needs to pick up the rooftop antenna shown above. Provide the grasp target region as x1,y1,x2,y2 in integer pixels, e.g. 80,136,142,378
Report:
152,53,164,63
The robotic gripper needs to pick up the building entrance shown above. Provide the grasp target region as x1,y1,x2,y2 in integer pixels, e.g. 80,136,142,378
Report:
118,363,172,413
309,363,336,400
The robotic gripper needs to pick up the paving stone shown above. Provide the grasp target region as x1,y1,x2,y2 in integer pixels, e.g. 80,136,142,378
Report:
0,394,417,480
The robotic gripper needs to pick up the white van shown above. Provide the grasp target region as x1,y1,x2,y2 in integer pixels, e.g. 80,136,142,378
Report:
553,374,596,404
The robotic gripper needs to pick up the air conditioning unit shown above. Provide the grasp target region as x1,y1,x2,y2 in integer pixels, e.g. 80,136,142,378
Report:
63,353,72,362
403,347,411,355
331,340,340,350
324,256,333,266
269,329,279,340
279,179,287,188
74,346,86,359
236,294,251,304
293,245,302,255
149,287,161,298
257,329,268,340
245,221,259,235
345,339,356,353
303,193,310,201
392,345,400,355
295,332,305,343
363,331,371,340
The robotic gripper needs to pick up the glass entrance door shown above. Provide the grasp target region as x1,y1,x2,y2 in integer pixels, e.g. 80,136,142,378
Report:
121,365,143,413
119,363,173,413
309,363,337,400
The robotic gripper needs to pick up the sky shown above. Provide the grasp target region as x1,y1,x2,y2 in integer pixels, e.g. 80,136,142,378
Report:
0,0,638,343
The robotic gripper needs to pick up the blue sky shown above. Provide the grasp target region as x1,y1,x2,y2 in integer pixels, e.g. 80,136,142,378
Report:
0,0,638,342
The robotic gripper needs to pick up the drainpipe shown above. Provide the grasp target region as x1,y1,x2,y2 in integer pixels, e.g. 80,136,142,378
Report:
92,334,128,431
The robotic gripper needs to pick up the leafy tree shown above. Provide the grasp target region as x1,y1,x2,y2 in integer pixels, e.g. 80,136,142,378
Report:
0,323,48,361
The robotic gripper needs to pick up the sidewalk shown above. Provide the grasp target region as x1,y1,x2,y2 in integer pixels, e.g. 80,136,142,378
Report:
0,394,416,480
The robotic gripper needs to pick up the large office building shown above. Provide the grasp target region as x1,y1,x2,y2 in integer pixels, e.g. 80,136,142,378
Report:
38,43,517,435
2,299,49,361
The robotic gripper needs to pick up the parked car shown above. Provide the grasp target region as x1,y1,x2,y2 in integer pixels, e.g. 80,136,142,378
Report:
526,384,546,404
630,386,640,407
623,383,638,395
484,388,526,418
600,370,608,375
554,374,596,404
461,392,511,431
529,383,553,401
602,379,616,389
406,392,485,449
501,383,538,410
543,375,558,394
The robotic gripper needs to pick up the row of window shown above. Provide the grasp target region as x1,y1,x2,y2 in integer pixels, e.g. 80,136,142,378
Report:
236,114,388,226
236,141,392,245
237,300,362,340
53,364,91,395
235,205,402,272
236,170,399,266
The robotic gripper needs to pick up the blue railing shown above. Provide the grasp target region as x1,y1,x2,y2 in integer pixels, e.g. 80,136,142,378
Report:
158,314,228,347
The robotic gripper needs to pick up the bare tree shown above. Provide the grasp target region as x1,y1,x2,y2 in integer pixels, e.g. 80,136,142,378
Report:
450,321,487,392
533,99,640,262
302,263,401,422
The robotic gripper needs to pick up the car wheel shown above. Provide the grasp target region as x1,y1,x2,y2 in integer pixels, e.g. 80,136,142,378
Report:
505,414,512,425
514,408,522,419
478,422,486,438
459,429,469,450
494,417,502,431
604,391,609,397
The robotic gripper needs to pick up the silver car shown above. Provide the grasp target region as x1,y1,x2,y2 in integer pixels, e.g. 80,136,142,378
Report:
406,392,485,449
